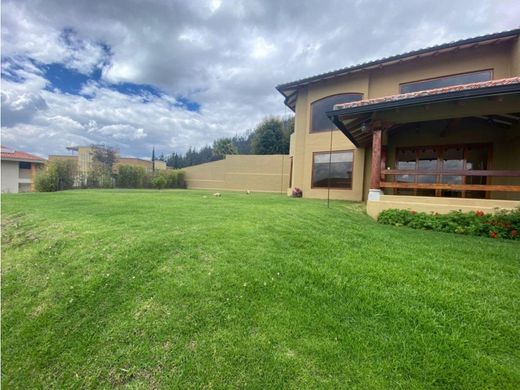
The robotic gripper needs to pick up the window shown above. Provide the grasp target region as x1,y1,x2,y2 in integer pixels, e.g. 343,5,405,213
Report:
394,143,490,198
400,70,492,94
19,161,31,169
311,93,363,133
312,151,353,189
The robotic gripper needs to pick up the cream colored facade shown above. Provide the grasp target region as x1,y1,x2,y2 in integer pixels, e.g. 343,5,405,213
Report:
49,147,167,174
281,30,520,217
184,155,290,193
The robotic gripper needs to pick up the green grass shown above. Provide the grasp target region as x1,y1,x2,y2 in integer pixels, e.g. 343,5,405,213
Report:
2,190,519,389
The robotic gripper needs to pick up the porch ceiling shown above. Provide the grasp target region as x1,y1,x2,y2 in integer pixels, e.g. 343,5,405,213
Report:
327,78,520,147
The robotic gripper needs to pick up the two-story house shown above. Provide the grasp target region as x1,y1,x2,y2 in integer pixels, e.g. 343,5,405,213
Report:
277,29,520,217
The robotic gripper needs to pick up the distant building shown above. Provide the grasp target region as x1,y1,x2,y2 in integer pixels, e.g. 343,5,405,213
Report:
1,146,46,193
49,146,167,175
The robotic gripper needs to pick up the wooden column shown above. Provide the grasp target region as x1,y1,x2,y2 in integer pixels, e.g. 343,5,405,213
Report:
370,128,382,189
31,163,36,191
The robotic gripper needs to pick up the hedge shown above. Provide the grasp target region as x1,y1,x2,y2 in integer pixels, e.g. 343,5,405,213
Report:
377,208,520,240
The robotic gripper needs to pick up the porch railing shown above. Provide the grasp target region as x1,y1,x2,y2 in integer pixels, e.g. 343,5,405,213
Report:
380,170,520,192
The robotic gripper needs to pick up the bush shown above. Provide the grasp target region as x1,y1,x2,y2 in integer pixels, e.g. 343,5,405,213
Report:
153,169,186,189
116,165,147,188
35,160,76,192
115,166,185,189
378,208,520,240
152,175,167,189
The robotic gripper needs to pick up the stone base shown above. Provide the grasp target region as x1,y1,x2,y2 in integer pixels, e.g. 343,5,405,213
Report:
367,189,383,201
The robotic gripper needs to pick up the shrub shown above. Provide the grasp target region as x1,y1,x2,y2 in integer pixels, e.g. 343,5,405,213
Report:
152,175,167,189
378,208,520,240
153,169,186,188
116,165,147,188
35,160,76,192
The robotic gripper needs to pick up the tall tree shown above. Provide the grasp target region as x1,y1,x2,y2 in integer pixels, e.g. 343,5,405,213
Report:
251,117,285,154
212,138,238,159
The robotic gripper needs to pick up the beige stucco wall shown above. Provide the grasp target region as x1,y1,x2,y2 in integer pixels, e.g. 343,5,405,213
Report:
289,38,519,201
367,195,520,219
512,36,520,76
184,154,290,193
1,160,20,193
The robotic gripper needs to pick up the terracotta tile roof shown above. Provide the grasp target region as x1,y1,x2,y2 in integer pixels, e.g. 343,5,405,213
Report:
1,146,46,162
333,77,520,111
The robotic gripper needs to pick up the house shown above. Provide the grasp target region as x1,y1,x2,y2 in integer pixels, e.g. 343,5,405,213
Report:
1,146,45,193
49,146,167,176
277,29,520,218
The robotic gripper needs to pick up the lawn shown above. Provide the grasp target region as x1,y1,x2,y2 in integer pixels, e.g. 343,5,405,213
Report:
2,190,519,389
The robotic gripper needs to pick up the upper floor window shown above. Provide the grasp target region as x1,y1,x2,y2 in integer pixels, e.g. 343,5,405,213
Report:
399,70,492,94
311,93,363,133
19,161,31,169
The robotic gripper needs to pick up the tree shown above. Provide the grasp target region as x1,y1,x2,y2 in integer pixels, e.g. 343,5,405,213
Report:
212,138,238,159
35,160,77,192
91,144,117,171
89,144,117,188
251,117,285,154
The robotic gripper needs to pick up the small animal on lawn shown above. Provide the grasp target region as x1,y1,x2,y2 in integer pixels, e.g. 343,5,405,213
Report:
213,192,221,197
246,190,251,195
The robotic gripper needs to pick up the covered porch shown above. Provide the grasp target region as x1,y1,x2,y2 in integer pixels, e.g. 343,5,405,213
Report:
328,78,520,218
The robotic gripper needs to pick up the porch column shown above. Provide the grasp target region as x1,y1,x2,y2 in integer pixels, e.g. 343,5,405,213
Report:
368,128,383,201
31,163,36,191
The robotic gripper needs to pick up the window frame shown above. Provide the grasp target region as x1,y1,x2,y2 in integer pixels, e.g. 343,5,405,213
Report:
311,149,355,190
309,93,363,134
394,142,493,197
399,69,493,94
19,161,32,170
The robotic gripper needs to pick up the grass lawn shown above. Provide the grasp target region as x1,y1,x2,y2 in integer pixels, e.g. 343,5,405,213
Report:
2,190,520,389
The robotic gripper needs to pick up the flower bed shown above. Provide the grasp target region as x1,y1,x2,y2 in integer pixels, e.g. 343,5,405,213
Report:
377,208,520,240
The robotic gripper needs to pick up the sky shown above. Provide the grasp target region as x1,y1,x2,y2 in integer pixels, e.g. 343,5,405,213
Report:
1,0,519,159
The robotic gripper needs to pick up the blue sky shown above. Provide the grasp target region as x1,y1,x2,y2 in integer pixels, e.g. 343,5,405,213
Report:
1,0,519,158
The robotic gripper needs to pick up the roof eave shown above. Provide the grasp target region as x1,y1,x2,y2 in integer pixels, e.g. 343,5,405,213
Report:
326,83,520,120
276,28,520,93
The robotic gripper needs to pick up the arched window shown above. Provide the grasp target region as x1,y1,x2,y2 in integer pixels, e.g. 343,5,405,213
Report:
310,93,363,133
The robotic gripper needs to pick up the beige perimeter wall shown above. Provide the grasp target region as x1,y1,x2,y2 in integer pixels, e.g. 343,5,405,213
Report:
184,154,290,193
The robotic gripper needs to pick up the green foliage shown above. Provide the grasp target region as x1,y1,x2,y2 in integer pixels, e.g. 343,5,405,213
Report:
212,138,238,159
116,165,147,188
115,166,185,189
251,117,285,154
90,144,117,171
152,175,167,189
378,208,520,239
165,115,294,168
2,191,520,388
34,160,76,192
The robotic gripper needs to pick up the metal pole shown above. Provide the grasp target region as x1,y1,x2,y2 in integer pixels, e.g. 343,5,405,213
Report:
327,126,333,208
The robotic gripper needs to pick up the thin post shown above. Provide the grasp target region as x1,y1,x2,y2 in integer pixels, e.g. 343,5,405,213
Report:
280,154,284,195
327,126,333,208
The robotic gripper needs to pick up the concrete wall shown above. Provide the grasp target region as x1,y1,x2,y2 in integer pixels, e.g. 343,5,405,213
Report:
367,195,520,219
1,160,19,193
289,37,519,201
184,155,290,193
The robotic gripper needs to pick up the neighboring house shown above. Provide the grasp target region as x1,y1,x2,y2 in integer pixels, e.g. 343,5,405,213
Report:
1,146,45,193
49,146,167,176
277,29,520,217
